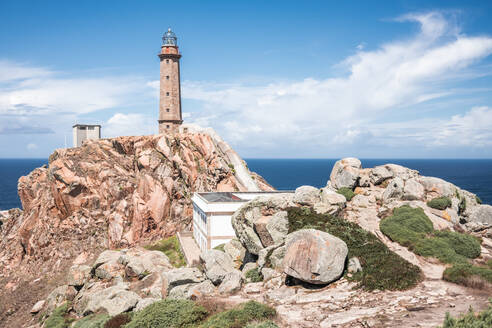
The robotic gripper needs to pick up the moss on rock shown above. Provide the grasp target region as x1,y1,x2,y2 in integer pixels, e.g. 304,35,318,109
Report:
336,187,355,201
427,196,452,210
144,235,186,268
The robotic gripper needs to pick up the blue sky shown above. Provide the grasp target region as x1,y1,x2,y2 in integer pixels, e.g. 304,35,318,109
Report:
1,0,492,158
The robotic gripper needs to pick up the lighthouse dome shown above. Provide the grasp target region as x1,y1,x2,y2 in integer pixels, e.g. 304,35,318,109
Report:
163,28,177,46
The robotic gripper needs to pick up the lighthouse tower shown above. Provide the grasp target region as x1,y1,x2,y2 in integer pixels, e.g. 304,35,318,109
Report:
158,28,183,133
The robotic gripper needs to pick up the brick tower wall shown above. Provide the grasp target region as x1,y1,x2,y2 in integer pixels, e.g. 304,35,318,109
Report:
158,46,182,133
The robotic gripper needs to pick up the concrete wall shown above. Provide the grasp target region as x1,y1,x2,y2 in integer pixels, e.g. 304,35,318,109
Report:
73,126,101,147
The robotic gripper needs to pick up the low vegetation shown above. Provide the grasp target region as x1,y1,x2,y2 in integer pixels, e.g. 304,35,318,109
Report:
200,300,276,328
427,196,452,210
73,314,110,328
336,187,355,201
380,205,491,287
439,300,492,327
475,195,483,204
105,313,132,328
245,268,263,282
124,299,207,328
287,207,422,290
144,235,186,268
245,321,279,328
213,243,225,252
122,299,276,328
44,302,73,328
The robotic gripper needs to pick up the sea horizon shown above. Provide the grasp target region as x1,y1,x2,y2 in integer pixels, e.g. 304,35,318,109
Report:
1,158,491,210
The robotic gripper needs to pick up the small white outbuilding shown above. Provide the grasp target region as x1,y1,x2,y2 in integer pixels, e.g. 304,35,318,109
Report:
191,191,291,252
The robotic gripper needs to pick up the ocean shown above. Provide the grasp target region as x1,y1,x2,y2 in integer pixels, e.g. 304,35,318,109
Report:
0,158,491,210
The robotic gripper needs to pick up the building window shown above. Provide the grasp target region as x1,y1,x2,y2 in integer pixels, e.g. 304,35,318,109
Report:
79,126,87,130
166,108,170,112
166,125,170,129
88,126,95,130
166,59,169,63
166,76,169,80
166,92,170,96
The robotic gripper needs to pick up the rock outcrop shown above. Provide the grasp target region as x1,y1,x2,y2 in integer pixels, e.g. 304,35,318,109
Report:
0,129,273,278
282,229,348,284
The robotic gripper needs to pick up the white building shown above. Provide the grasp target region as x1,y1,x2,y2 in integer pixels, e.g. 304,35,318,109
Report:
72,124,101,147
191,191,292,252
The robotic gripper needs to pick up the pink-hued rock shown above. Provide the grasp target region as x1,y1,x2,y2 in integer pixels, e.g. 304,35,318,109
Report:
282,229,348,285
0,132,273,277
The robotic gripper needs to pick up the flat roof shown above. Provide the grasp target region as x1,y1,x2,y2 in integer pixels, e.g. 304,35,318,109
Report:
72,124,101,128
197,191,293,203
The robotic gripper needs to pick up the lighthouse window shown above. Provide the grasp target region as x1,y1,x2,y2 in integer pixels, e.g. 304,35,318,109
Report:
166,108,170,112
166,76,169,80
166,125,170,129
166,92,170,96
166,59,169,63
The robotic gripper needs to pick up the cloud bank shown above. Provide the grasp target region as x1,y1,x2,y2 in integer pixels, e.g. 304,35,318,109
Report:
182,11,492,157
1,11,492,158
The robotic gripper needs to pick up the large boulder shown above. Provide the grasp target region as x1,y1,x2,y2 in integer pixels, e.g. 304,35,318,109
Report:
468,205,492,225
67,265,91,287
282,229,348,284
293,186,320,206
402,178,425,201
78,284,141,316
224,238,246,268
419,176,456,198
218,270,243,294
119,248,172,278
200,250,236,285
161,267,205,296
314,188,347,215
231,194,294,254
384,164,419,181
370,165,393,185
329,158,362,189
382,177,404,203
45,285,77,312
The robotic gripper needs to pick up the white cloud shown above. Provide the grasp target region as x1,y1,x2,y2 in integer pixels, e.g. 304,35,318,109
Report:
104,113,156,137
26,143,38,151
182,11,492,155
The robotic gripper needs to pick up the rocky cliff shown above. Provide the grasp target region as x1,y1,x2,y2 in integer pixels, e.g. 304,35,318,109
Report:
0,126,272,278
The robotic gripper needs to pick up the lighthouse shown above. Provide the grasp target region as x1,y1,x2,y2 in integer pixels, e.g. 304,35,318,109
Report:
158,28,183,133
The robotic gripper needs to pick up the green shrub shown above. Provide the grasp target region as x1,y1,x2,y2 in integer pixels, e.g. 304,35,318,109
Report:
433,230,481,259
336,187,355,201
104,313,131,328
201,301,276,328
214,243,225,252
443,263,492,287
245,321,279,328
380,206,433,248
458,197,467,215
427,196,452,210
245,268,263,283
475,195,483,204
125,299,207,328
44,302,73,328
439,300,492,327
144,235,186,268
287,207,422,290
73,314,110,328
380,205,491,288
413,237,467,264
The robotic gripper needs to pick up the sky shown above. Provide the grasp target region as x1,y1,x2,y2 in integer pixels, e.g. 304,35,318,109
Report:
1,0,492,159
